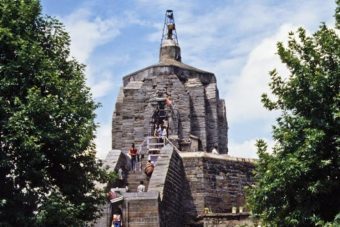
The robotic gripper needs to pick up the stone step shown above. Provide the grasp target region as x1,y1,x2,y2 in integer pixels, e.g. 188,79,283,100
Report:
126,171,149,192
148,143,164,146
133,159,149,172
125,148,162,192
148,148,161,154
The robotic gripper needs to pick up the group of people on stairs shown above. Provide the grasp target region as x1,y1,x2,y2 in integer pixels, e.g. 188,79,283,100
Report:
154,124,167,144
128,143,156,175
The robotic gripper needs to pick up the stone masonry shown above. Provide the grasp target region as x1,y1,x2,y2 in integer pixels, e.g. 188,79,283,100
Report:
95,147,256,226
180,152,255,225
112,26,228,154
100,10,256,227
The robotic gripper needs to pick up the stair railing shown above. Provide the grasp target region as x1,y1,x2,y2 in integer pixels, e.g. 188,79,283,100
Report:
138,137,148,156
163,136,181,153
136,137,149,172
138,135,181,158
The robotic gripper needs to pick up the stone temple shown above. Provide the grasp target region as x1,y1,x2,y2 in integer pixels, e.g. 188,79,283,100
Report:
112,13,228,155
95,10,256,227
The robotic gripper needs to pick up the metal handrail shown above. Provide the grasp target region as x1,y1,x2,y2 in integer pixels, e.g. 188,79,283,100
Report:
138,135,181,157
163,136,181,153
138,137,148,155
134,136,181,171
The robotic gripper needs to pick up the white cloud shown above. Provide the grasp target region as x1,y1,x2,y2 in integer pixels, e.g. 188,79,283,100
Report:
51,0,336,159
59,6,122,158
63,9,121,63
61,7,131,99
225,24,294,124
85,54,130,98
229,139,258,159
95,123,112,159
90,78,115,99
229,138,275,159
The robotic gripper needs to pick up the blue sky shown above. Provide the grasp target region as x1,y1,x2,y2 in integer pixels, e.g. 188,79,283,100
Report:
41,0,336,158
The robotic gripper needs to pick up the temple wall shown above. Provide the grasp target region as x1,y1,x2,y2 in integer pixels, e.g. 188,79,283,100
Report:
112,65,228,154
160,148,185,226
123,192,160,227
205,83,219,151
185,78,207,150
107,12,253,226
217,100,228,154
139,151,256,226
180,153,255,224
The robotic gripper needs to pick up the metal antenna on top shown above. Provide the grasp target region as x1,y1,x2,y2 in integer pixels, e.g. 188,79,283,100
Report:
161,10,179,46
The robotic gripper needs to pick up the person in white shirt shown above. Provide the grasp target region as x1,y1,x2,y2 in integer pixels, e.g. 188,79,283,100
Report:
137,181,145,192
161,127,167,140
118,168,123,180
157,125,162,137
212,146,219,154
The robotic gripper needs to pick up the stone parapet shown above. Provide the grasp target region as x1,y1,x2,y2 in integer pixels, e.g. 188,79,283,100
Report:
101,149,130,172
92,203,111,227
180,152,256,163
197,212,257,227
148,144,185,226
93,150,130,227
181,153,256,224
123,191,160,227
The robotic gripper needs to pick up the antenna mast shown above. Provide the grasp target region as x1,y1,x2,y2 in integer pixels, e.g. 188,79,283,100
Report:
161,10,179,46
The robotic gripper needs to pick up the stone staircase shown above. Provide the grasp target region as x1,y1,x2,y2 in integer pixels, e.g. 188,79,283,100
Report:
126,155,150,192
126,171,149,192
146,137,164,154
126,136,166,192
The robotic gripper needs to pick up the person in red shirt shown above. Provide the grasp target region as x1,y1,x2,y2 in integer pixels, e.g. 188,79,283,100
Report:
129,143,138,172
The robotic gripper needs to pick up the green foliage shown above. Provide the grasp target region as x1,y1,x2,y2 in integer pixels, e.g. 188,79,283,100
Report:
314,213,340,227
105,169,118,191
0,0,107,225
247,4,340,227
35,192,90,227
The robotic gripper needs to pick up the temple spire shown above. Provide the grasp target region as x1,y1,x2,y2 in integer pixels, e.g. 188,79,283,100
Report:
161,10,179,46
159,10,181,62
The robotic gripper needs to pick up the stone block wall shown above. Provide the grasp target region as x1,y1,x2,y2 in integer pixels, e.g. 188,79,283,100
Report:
92,203,111,227
123,191,160,227
101,149,129,173
112,63,228,154
148,144,186,227
204,83,219,152
180,153,255,224
101,149,130,188
93,150,129,227
199,213,256,227
160,147,185,226
217,100,228,154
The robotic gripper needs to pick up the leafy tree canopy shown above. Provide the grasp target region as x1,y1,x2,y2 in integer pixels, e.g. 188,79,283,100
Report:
0,0,109,226
247,2,340,226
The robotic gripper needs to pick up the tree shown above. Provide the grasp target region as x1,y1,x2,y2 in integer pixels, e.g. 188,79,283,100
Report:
0,0,108,226
247,3,340,226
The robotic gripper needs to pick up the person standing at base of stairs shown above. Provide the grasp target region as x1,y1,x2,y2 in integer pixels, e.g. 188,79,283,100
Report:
129,143,138,172
212,146,219,154
137,181,145,192
111,207,122,227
